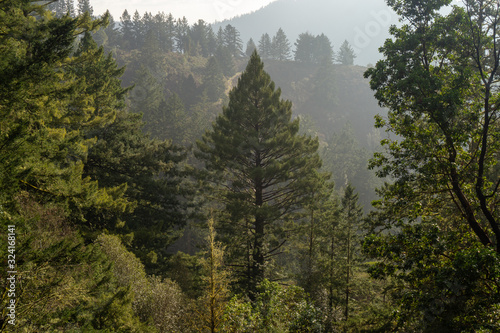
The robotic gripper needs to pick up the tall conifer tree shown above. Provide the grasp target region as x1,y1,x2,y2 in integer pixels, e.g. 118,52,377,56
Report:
258,33,272,59
196,51,328,297
271,28,291,60
336,40,356,65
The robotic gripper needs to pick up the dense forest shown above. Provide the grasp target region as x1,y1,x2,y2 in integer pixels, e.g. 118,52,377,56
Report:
1,0,499,332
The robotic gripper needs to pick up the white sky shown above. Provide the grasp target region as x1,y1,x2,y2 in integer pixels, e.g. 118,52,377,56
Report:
91,0,278,24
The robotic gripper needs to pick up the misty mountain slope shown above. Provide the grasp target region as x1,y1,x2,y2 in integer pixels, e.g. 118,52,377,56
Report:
233,58,383,148
214,0,397,66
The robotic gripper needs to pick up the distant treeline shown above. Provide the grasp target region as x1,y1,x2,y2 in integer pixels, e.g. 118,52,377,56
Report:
49,1,357,65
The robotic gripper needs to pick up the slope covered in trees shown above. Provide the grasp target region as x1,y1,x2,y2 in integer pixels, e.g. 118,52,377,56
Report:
2,0,499,332
213,0,397,66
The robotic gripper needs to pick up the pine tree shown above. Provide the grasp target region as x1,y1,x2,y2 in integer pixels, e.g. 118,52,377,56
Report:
271,28,291,60
216,26,224,48
196,51,328,298
336,40,356,65
294,32,316,63
103,11,120,48
132,10,144,48
120,10,134,50
71,31,130,130
206,27,218,56
175,16,190,53
222,24,243,57
48,0,74,17
314,33,334,64
163,13,176,52
0,0,107,212
190,19,210,57
77,0,93,17
258,33,272,59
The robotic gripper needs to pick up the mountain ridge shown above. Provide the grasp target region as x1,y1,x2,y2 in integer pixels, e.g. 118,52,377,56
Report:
213,0,397,66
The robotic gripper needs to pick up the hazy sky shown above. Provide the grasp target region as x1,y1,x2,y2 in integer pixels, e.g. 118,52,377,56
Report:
91,0,278,24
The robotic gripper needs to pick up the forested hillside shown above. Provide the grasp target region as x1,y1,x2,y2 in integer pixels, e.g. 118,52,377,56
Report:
213,0,397,66
1,0,499,332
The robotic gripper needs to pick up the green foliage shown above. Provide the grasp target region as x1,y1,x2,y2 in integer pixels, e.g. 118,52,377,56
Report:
195,218,232,333
322,124,379,209
220,280,322,333
221,24,243,57
365,224,500,331
294,33,334,64
336,40,356,65
96,233,189,332
271,28,291,61
364,0,500,329
196,51,328,297
85,107,191,273
164,251,204,299
258,33,273,59
0,195,147,332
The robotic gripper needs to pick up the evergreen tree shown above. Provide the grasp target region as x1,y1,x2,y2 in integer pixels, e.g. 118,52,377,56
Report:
258,33,272,59
0,3,156,330
84,108,191,272
120,9,134,50
71,31,130,130
162,12,176,52
48,0,75,17
339,184,363,322
295,181,337,296
103,11,120,48
294,32,316,63
216,26,224,48
271,28,291,60
313,33,334,64
206,26,218,56
196,51,328,298
77,0,93,17
132,10,144,48
141,11,154,35
336,40,356,65
0,0,110,213
190,19,210,57
294,32,334,64
245,38,257,57
222,24,243,57
175,16,190,53
0,196,149,331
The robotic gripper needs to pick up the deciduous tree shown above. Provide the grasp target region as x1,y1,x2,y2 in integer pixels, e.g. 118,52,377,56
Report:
364,0,500,330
